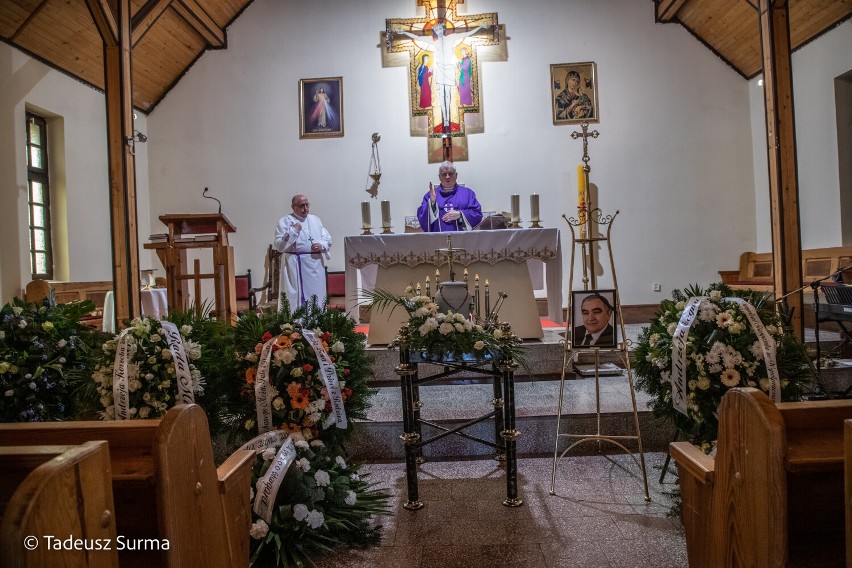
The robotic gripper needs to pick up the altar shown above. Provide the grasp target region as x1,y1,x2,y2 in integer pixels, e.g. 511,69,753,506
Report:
344,228,562,344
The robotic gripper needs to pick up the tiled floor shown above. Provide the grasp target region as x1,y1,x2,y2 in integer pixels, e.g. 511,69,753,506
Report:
313,323,845,567
314,452,687,568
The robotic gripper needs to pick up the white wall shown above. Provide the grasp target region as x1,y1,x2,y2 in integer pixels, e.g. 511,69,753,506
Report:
0,42,153,303
146,0,757,305
2,2,847,307
750,21,852,252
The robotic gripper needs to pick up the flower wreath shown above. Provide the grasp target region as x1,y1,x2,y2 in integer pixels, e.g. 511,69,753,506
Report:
0,297,99,422
91,316,204,420
243,430,389,567
633,284,811,451
226,302,387,566
230,305,373,448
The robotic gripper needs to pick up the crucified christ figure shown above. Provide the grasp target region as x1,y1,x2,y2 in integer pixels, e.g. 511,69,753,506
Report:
392,22,486,131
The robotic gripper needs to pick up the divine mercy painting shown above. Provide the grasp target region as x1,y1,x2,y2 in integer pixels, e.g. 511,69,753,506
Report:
299,77,344,139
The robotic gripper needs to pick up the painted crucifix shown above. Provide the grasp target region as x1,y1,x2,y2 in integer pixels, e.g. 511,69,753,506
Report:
382,0,505,162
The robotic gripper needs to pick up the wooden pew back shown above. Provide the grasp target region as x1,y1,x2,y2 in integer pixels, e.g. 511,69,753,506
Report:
0,405,254,568
0,441,119,568
671,388,852,568
24,279,113,328
718,246,852,292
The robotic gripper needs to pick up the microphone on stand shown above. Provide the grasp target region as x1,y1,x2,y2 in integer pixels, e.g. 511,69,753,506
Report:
202,187,222,214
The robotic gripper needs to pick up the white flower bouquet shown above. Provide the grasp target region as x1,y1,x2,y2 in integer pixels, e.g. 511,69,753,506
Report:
363,286,523,362
91,316,204,420
246,432,390,567
634,284,811,450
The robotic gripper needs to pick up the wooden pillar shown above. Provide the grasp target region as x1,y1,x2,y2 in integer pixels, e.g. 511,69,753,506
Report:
86,0,141,327
759,0,803,340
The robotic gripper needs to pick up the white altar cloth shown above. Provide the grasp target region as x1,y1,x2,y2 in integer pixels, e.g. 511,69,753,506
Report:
344,228,562,344
102,288,169,333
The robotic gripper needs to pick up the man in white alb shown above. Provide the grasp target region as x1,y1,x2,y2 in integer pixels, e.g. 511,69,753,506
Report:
273,194,332,310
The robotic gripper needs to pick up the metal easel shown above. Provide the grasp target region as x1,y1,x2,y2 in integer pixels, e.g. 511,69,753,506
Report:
549,122,649,500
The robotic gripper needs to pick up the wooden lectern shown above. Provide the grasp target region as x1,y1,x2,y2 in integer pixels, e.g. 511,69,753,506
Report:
144,213,237,322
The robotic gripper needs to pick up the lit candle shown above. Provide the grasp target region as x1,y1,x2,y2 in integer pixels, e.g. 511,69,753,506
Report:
577,164,587,237
435,268,440,282
463,267,469,283
484,279,491,316
425,275,431,298
381,200,391,227
510,194,520,224
530,194,540,223
361,201,371,229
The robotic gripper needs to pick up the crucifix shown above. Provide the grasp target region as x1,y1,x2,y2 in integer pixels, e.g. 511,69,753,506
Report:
571,121,600,288
382,0,505,162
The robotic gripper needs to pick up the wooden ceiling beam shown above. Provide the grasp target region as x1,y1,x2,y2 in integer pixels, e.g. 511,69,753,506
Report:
656,0,688,22
10,0,49,41
759,0,803,340
132,0,172,47
172,0,224,47
84,0,118,45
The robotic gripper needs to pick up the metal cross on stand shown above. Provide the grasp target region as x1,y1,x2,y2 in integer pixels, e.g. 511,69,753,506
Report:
570,121,599,289
571,121,599,167
435,234,466,282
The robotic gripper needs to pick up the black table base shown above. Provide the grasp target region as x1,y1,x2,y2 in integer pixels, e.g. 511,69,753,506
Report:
394,328,523,510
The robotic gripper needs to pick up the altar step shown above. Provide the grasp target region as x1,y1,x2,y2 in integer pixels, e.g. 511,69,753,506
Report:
348,374,676,461
350,325,852,461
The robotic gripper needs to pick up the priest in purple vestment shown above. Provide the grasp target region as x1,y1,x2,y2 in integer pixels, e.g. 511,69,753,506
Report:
417,161,483,232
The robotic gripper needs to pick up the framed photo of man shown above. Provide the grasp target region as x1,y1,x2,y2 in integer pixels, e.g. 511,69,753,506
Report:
572,289,617,348
299,77,344,139
550,62,599,125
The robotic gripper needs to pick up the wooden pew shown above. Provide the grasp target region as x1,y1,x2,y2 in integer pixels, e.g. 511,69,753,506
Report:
670,388,852,568
0,441,118,568
718,246,852,292
845,419,852,568
24,279,113,328
0,405,255,568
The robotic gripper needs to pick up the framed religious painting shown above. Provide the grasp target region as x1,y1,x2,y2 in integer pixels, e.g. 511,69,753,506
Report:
299,77,344,139
550,62,599,125
571,289,617,348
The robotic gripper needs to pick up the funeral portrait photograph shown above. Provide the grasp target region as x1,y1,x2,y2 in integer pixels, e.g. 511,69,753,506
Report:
572,289,617,348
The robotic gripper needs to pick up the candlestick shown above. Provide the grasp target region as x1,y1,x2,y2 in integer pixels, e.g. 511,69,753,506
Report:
463,267,468,283
380,200,392,234
435,268,440,282
510,194,520,228
484,279,491,317
577,165,587,237
425,275,431,298
416,282,421,295
361,201,372,235
474,275,480,320
530,193,541,228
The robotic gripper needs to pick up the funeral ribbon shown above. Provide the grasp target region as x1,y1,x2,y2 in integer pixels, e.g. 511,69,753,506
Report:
254,336,278,434
671,296,782,417
249,435,297,523
112,328,133,420
302,330,348,429
671,297,702,417
160,321,194,406
724,297,781,402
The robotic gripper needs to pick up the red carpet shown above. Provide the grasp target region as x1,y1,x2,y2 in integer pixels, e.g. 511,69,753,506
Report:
355,317,564,336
